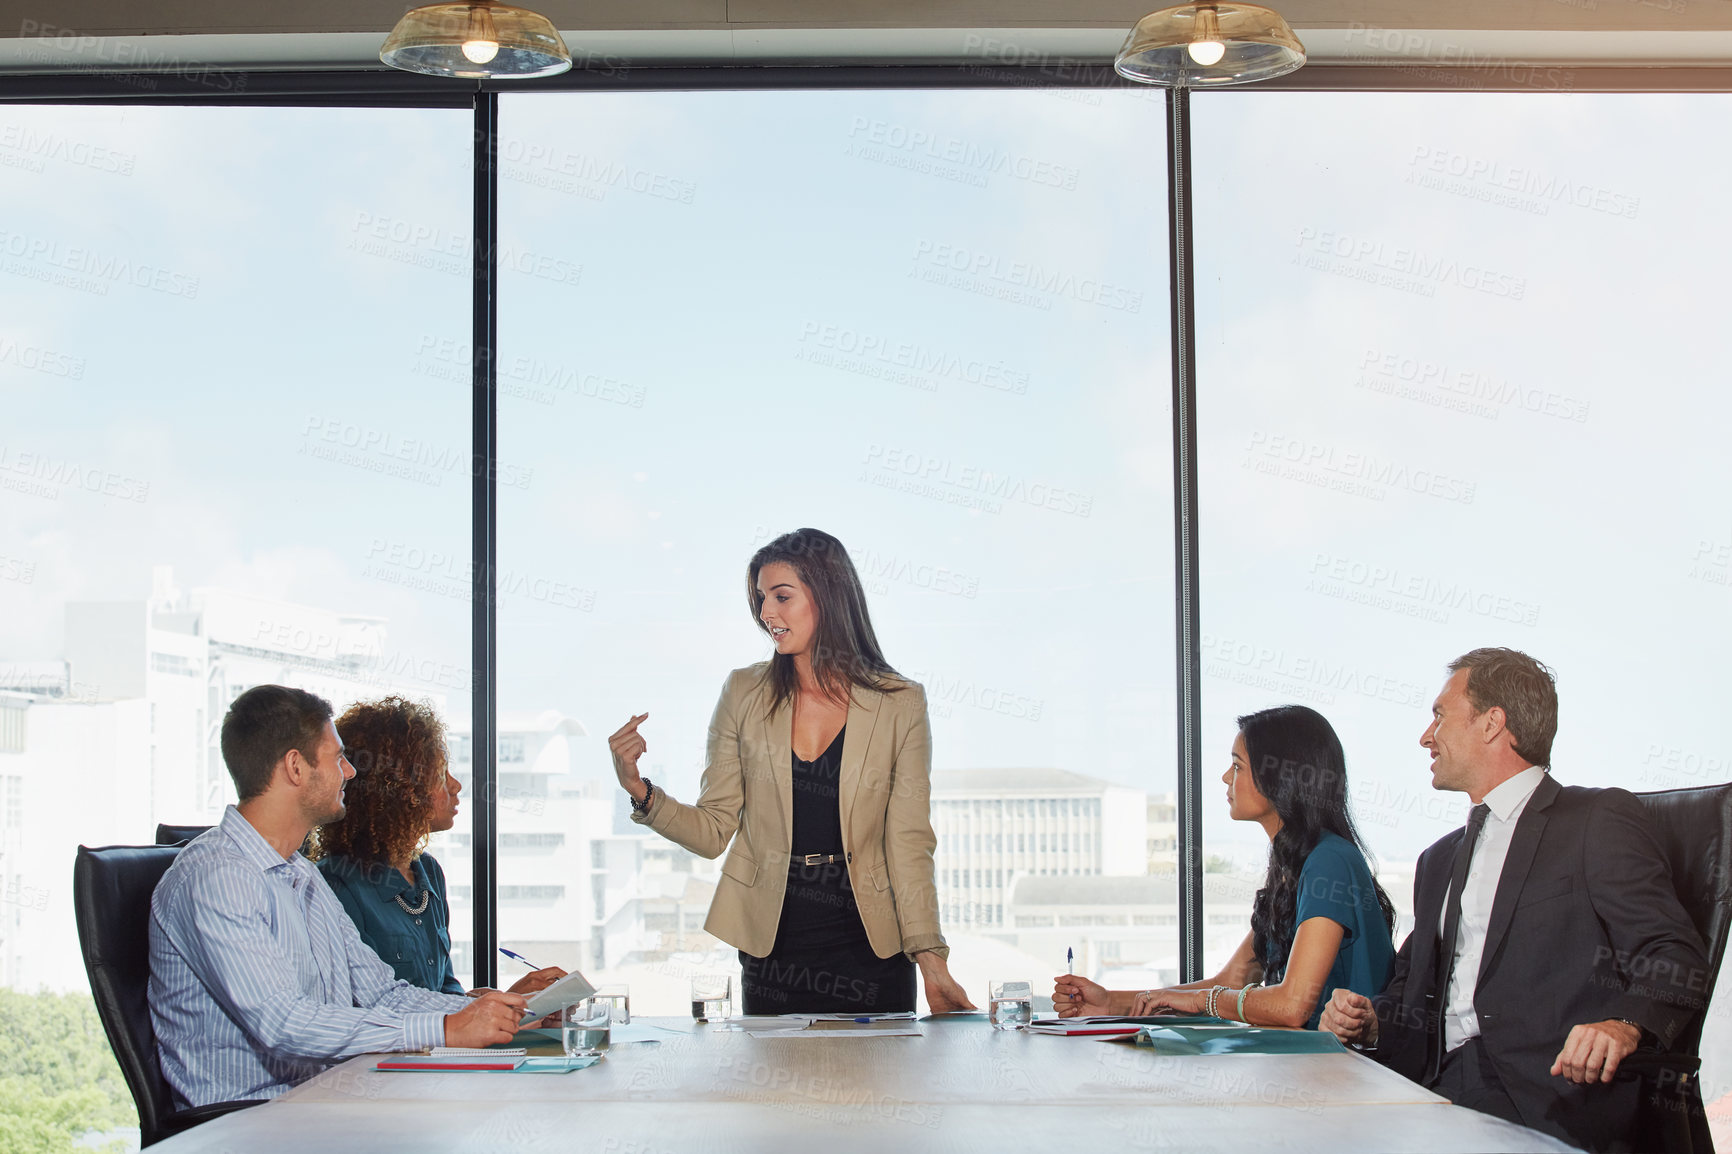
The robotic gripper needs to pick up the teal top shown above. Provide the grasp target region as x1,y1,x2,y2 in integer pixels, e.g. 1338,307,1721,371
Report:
318,851,463,996
1292,832,1395,1029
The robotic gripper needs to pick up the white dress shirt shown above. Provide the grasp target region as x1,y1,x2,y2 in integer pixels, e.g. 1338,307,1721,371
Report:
1440,765,1548,1051
149,806,471,1108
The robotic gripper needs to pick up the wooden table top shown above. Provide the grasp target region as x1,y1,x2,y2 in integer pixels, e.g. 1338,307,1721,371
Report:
157,1015,1580,1153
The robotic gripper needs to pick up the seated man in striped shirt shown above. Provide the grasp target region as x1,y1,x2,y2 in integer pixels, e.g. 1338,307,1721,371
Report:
149,684,526,1108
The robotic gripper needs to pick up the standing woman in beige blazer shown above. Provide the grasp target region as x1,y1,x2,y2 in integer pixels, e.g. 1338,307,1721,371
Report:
609,527,974,1015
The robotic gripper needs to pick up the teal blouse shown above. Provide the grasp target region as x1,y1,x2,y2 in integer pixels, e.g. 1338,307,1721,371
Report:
1292,832,1396,1029
318,852,463,995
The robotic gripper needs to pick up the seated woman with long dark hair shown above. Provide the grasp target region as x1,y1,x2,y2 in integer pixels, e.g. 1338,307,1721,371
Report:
310,696,564,999
1054,705,1395,1028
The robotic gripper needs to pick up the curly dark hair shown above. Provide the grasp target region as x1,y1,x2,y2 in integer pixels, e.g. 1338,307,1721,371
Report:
307,696,448,866
1241,705,1396,985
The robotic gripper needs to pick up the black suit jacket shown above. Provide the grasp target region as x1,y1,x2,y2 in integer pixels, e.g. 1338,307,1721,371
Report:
1373,774,1708,1151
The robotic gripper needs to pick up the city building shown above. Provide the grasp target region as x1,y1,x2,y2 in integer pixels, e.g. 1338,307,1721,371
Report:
930,768,1147,931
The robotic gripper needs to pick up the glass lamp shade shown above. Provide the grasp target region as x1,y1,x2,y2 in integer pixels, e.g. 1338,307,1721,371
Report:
1115,3,1305,87
380,3,573,79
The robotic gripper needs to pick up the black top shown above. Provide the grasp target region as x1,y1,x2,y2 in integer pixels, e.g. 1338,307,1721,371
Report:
790,726,846,857
738,722,914,1014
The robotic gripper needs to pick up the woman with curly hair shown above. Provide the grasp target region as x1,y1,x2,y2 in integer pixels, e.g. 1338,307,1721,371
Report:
1053,705,1395,1028
310,696,563,998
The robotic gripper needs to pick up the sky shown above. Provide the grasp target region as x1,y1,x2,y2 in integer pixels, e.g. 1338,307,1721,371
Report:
3,88,1730,894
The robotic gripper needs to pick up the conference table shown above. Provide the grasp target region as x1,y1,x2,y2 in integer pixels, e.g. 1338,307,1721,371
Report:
153,1015,1580,1153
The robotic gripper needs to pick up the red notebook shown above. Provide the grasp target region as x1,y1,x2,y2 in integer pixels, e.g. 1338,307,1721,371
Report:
376,1056,526,1071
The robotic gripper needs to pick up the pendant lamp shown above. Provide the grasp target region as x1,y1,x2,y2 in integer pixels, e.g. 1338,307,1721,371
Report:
381,2,573,79
1115,3,1305,87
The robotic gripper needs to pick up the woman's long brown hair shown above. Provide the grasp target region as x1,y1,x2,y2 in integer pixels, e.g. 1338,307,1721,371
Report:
747,528,903,714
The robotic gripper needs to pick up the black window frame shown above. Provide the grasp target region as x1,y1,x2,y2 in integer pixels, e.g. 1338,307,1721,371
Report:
6,57,1731,988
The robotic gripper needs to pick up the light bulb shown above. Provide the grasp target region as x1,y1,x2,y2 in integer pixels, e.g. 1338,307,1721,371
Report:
1185,3,1226,67
459,5,500,64
461,38,500,63
1187,38,1226,65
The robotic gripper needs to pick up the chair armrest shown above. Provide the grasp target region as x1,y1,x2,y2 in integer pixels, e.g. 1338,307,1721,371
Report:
1613,1048,1701,1084
160,1098,265,1139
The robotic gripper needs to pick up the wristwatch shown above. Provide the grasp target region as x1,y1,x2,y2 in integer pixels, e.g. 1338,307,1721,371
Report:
631,778,655,814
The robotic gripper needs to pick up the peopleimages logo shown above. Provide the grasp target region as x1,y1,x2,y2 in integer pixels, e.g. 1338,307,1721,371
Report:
0,124,136,175
1356,349,1590,424
910,240,1143,314
0,227,200,298
798,323,1029,396
1243,431,1476,505
846,117,1081,191
1408,146,1640,220
1294,228,1525,301
862,443,1094,518
0,443,149,502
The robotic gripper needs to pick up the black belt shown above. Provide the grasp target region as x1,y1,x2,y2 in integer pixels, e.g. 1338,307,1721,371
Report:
794,853,846,866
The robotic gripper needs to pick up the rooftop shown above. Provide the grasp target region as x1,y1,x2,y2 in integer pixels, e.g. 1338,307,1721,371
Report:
932,768,1134,796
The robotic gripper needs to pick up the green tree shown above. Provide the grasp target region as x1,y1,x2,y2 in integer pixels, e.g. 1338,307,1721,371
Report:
0,989,135,1154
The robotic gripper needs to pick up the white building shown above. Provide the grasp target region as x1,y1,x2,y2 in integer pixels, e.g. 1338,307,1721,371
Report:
433,713,720,979
930,768,1147,930
1007,871,1259,989
0,568,724,993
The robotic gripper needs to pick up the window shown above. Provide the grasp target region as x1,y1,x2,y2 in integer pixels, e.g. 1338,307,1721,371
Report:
501,832,564,850
1194,90,1732,1096
493,86,1175,988
0,704,22,754
499,885,565,902
0,104,473,994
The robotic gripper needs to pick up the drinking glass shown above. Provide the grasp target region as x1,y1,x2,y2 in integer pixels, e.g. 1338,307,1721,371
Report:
690,975,733,1022
562,998,611,1057
594,985,630,1025
989,980,1033,1030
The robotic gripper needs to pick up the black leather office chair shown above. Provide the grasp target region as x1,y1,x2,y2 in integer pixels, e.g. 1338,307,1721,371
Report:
73,844,262,1147
153,823,210,846
1623,782,1732,1154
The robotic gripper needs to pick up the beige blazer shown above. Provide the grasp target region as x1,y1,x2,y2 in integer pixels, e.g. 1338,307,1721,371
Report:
631,662,947,961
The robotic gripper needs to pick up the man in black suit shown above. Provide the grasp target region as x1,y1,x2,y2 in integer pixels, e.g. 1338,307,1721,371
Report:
1321,648,1707,1152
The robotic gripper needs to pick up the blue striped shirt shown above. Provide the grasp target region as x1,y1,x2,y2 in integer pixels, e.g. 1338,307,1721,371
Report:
148,806,471,1108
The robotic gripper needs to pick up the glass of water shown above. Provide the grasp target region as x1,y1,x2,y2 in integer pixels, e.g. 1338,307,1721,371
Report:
989,980,1033,1030
690,975,732,1023
562,998,611,1057
594,985,631,1025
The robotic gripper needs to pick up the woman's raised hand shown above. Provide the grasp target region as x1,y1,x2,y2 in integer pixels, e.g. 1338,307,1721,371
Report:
1052,975,1111,1018
608,713,650,801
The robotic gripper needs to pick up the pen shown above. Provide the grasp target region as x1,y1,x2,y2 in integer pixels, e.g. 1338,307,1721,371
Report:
1067,947,1073,975
498,947,544,970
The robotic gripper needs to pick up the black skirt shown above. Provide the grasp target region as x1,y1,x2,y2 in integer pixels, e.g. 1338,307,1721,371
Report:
739,725,915,1015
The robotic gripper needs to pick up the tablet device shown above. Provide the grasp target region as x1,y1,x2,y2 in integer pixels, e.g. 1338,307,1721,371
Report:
519,970,597,1025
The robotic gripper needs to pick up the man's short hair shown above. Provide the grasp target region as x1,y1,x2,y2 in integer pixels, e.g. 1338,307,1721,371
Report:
1447,648,1558,767
220,685,334,801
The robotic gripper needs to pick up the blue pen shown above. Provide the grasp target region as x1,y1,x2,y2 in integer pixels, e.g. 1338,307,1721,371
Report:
498,947,544,970
1067,947,1074,974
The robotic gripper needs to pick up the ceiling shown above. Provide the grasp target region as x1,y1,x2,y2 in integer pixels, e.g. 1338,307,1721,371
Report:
2,0,1731,71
